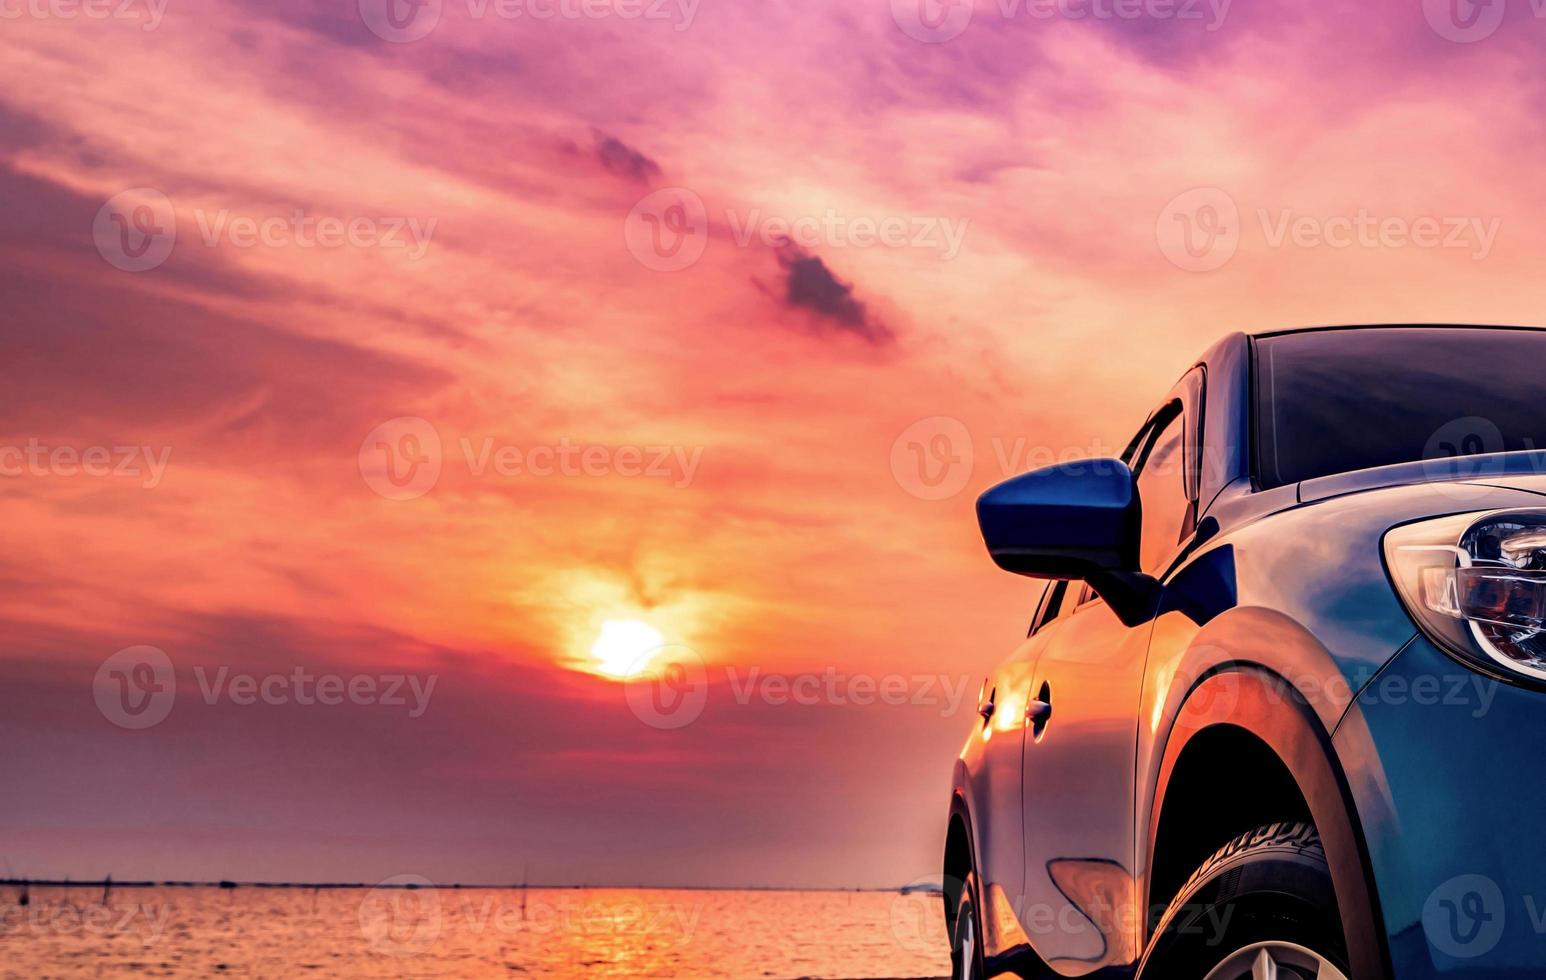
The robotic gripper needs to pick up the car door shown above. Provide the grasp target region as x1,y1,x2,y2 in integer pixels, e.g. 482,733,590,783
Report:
1016,370,1205,973
974,580,1065,956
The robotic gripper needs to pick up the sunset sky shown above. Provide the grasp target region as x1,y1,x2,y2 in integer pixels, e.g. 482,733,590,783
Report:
4,0,1546,888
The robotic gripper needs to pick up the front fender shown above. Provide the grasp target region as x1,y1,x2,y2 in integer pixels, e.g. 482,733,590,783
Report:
1142,667,1389,980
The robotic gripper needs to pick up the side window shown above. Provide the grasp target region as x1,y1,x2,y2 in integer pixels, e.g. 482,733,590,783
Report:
1025,581,1052,636
1127,369,1206,577
1048,581,1073,623
1031,581,1071,634
1135,414,1189,574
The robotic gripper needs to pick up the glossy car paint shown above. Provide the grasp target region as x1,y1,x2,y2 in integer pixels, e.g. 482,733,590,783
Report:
949,327,1546,980
1336,634,1546,978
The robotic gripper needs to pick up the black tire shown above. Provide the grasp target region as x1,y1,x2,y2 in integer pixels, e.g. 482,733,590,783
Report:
1138,821,1350,980
950,869,987,980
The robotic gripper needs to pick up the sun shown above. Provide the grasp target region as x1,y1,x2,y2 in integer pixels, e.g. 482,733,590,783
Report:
590,619,666,678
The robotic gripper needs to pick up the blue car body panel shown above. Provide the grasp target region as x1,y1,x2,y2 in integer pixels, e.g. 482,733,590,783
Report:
1337,635,1546,979
949,326,1546,980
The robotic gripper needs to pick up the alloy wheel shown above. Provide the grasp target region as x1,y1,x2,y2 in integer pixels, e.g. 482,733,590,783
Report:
1201,941,1350,980
954,904,979,980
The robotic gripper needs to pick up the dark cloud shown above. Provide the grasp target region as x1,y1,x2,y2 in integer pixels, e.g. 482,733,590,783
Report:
0,104,59,153
0,266,452,448
591,130,663,184
0,160,461,456
775,246,893,345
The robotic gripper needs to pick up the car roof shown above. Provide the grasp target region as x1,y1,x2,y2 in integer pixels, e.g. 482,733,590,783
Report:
1255,322,1546,339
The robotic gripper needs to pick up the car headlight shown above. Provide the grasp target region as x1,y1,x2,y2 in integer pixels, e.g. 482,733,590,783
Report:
1386,508,1546,682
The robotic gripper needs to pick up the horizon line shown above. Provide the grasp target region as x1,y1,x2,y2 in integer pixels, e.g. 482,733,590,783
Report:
1,877,940,893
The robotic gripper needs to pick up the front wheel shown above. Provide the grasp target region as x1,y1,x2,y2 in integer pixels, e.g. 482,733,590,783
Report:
950,869,986,980
1139,822,1349,980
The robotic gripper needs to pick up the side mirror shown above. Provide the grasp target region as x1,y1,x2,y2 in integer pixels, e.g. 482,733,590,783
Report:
976,458,1158,626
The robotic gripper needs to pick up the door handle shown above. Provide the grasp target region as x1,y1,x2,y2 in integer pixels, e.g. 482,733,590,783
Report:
1027,681,1053,739
978,699,996,722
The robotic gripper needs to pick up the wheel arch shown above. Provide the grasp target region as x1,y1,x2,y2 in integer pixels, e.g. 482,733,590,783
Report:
1143,666,1391,980
943,791,973,939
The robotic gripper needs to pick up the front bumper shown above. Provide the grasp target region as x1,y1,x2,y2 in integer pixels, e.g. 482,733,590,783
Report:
1335,636,1546,978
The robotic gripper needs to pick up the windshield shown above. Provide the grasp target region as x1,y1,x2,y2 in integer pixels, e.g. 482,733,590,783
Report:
1254,327,1546,490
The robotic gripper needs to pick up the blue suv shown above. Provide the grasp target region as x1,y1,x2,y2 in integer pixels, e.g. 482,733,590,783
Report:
945,325,1546,980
